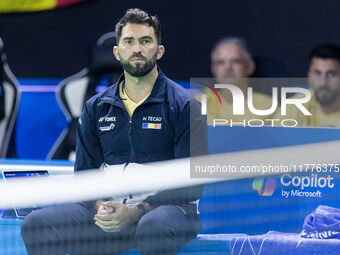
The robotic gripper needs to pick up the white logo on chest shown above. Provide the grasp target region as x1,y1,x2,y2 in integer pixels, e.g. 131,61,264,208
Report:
142,116,162,122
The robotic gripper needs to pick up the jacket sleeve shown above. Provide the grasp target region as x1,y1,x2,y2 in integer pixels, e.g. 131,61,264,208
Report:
75,101,104,171
144,98,209,205
74,101,105,210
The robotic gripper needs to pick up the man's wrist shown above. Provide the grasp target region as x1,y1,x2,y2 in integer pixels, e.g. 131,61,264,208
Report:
127,205,140,222
136,202,152,220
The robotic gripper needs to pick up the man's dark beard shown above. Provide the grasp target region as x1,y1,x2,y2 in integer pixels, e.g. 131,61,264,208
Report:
120,52,157,77
315,88,338,106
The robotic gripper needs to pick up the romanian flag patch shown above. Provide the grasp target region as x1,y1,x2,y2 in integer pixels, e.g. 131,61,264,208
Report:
142,123,162,129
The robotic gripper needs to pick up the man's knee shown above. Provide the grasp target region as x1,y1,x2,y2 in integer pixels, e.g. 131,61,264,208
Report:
136,213,173,239
135,207,177,254
21,210,45,242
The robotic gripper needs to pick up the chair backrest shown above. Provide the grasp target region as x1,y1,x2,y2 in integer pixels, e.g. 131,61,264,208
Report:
0,38,20,158
47,32,122,160
56,31,121,122
46,68,89,160
56,68,90,121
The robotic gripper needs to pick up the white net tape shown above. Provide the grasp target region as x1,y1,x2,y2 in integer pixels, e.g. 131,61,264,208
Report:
0,140,339,209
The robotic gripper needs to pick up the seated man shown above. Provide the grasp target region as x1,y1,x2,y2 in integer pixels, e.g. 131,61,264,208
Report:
21,8,208,255
278,43,340,127
200,37,275,125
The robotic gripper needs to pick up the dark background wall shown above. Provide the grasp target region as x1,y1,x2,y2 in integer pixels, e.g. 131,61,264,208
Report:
0,0,339,80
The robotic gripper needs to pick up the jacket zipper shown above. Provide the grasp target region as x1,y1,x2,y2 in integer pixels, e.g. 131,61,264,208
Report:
110,99,160,163
128,118,134,162
125,118,134,202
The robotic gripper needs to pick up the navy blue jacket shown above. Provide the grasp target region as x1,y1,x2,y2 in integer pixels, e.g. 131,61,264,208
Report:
75,68,208,206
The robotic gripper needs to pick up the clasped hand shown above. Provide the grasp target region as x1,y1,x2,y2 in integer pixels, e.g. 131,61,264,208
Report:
94,201,139,232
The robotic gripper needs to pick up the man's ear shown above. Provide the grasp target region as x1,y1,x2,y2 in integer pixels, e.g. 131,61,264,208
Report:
113,46,120,61
157,45,165,60
246,60,256,76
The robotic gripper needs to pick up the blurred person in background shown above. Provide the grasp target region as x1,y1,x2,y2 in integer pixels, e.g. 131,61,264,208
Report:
278,43,340,127
201,37,275,125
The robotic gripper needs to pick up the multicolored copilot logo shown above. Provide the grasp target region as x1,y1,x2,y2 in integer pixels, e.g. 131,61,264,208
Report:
252,178,277,196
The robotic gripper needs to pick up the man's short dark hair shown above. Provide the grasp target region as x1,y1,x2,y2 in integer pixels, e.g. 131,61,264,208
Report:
309,43,340,62
115,8,161,45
